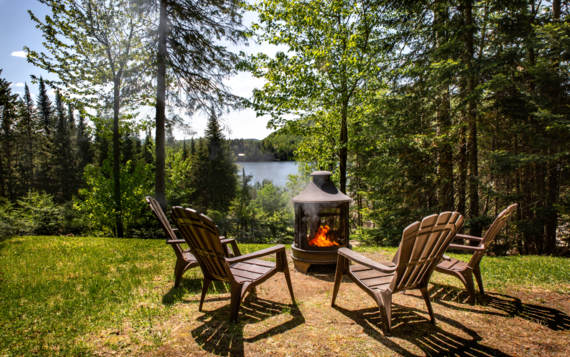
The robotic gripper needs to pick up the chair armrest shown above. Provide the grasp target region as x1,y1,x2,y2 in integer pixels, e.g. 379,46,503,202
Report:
337,248,396,273
455,233,484,242
448,243,486,251
220,238,241,257
166,239,186,245
225,244,285,264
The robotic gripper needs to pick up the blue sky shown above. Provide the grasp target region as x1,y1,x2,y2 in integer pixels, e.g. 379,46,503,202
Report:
0,0,272,139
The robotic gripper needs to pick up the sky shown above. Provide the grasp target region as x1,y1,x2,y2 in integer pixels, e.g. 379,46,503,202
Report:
0,0,274,140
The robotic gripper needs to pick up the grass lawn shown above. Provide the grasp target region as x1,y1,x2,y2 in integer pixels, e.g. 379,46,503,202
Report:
1,236,569,356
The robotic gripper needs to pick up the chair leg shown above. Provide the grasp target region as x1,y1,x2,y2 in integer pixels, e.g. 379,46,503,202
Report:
375,291,392,335
461,270,476,304
283,265,296,305
420,286,435,323
229,282,243,322
174,259,186,288
473,265,485,296
199,278,211,312
331,255,346,306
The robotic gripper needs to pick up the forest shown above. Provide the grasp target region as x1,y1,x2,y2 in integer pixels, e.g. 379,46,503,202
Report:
0,0,568,255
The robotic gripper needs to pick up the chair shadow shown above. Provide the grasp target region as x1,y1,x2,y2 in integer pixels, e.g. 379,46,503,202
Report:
333,304,510,356
428,283,570,331
162,278,229,305
191,297,304,356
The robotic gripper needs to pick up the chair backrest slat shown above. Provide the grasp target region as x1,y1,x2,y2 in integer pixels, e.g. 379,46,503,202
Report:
146,196,184,257
392,211,464,292
172,207,230,281
469,203,517,267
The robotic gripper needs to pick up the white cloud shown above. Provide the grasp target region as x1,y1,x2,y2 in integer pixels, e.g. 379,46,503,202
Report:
11,82,25,88
10,50,27,58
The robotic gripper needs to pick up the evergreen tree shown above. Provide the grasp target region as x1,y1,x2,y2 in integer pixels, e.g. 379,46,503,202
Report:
142,131,154,164
152,0,247,209
37,77,52,134
52,91,75,202
182,139,188,160
76,111,92,181
189,113,236,212
94,121,110,168
16,83,36,194
36,77,54,194
0,70,19,199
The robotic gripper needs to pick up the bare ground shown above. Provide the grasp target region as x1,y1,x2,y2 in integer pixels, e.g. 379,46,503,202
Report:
95,250,570,356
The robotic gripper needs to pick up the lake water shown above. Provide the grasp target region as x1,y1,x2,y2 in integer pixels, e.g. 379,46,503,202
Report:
236,161,299,187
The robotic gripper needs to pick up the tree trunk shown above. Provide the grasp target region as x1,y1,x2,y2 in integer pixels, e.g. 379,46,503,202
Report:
155,0,168,209
434,2,454,211
113,77,123,238
458,123,467,214
545,0,561,253
339,98,348,193
462,0,480,236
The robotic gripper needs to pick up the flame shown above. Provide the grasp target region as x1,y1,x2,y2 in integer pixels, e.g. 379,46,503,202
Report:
308,225,339,247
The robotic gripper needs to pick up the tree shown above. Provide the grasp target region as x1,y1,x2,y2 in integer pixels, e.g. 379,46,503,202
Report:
152,0,247,209
0,70,19,199
76,111,93,178
16,84,36,194
37,77,52,135
189,113,236,212
52,91,75,202
28,0,153,237
251,0,385,193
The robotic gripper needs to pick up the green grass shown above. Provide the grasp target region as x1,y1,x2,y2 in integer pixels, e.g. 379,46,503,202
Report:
0,236,568,355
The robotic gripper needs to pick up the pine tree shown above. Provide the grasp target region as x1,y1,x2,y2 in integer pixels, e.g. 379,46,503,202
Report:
189,113,236,212
52,91,75,202
142,131,154,164
182,139,188,160
0,70,19,199
37,77,52,134
76,111,92,182
152,0,247,209
16,83,36,194
36,77,53,194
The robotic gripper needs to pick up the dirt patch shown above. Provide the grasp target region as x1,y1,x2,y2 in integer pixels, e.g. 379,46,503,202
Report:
98,250,570,356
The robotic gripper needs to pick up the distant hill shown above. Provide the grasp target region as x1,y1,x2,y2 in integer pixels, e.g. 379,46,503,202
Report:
168,127,301,162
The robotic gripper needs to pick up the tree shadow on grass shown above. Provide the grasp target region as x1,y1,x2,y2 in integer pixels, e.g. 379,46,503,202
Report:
334,304,510,356
428,283,570,331
191,297,304,357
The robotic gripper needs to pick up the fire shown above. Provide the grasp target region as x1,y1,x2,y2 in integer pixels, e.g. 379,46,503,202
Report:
308,225,339,247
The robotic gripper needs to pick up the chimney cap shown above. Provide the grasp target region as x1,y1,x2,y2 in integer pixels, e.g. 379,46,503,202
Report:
292,171,352,204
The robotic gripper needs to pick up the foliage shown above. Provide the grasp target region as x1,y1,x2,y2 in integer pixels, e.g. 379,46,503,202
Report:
76,159,153,237
261,123,302,161
27,0,154,237
229,181,294,243
249,0,569,253
250,0,386,192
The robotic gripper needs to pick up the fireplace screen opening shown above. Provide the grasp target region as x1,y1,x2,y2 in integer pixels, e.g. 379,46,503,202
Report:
302,207,343,249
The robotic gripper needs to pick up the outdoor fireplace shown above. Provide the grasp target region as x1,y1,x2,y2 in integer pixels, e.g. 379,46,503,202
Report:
291,171,351,273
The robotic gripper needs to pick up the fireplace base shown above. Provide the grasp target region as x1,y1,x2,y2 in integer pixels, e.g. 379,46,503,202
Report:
291,244,347,273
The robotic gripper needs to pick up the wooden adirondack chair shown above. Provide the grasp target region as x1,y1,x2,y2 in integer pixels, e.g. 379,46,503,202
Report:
146,196,240,287
331,211,464,334
172,206,296,322
436,203,518,303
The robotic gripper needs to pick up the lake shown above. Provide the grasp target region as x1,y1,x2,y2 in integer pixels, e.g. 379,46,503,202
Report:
236,161,299,187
